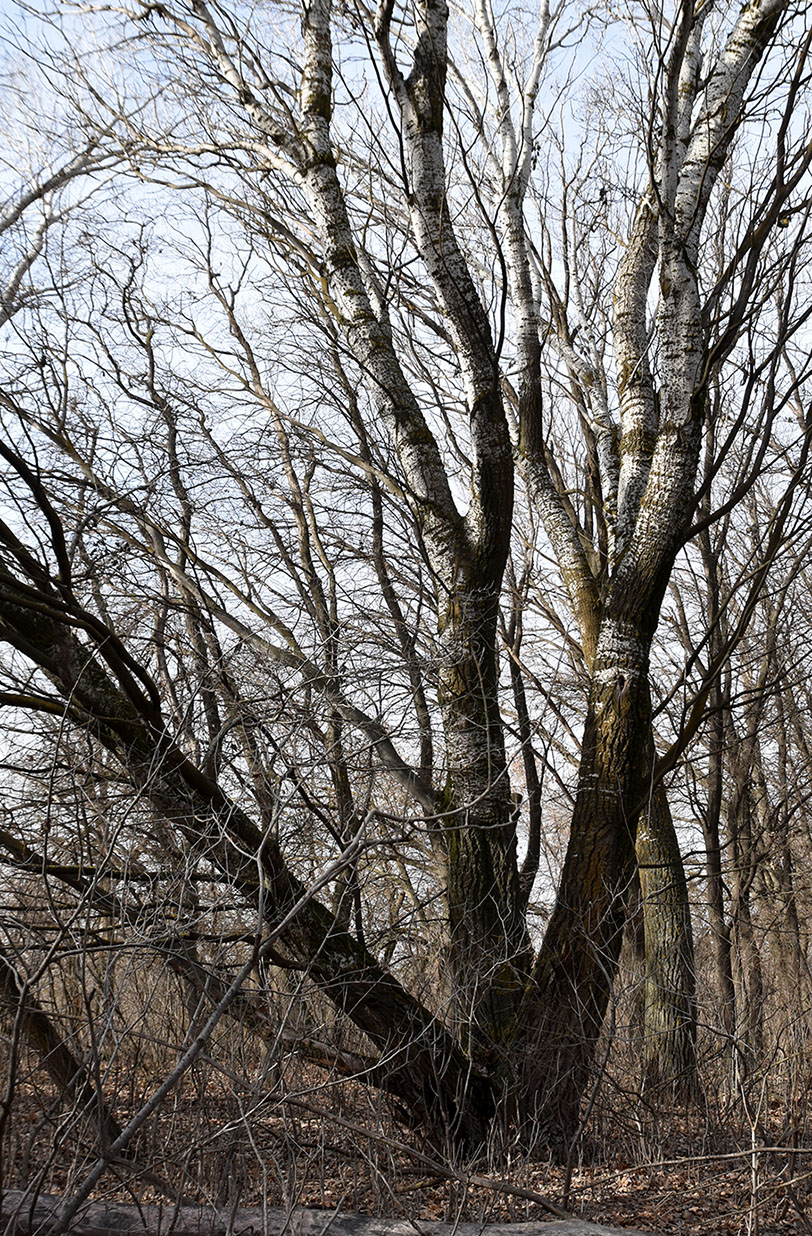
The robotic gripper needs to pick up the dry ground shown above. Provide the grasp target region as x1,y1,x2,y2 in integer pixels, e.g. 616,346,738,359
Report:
3,1057,812,1236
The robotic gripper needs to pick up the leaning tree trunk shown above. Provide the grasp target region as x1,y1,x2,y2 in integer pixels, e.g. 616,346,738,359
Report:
0,0,794,1171
0,570,496,1149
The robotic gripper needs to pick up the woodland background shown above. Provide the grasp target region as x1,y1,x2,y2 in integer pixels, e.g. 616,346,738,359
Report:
1,0,812,1232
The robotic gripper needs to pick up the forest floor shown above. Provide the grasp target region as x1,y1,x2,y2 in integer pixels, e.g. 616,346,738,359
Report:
5,1066,812,1236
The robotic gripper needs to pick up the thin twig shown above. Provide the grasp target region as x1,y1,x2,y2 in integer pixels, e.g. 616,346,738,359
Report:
284,1099,572,1220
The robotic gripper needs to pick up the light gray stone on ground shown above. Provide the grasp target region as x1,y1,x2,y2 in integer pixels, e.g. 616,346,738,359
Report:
0,1193,660,1236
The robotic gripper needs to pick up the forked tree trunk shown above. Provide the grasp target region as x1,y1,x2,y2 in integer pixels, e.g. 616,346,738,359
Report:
288,0,790,1155
0,0,796,1171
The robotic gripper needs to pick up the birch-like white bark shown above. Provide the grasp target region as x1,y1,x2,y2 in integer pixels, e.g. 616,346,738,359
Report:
676,0,790,259
616,0,791,591
0,148,100,235
375,0,513,571
300,0,465,584
0,210,51,327
613,197,659,552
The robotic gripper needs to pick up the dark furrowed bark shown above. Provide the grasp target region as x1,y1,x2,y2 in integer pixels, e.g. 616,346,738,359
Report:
636,786,698,1098
512,0,797,1144
376,0,524,1069
516,645,652,1148
438,583,530,1071
0,826,394,1093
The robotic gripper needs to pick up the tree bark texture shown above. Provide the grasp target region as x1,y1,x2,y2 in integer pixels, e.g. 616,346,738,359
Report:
234,0,792,1149
304,0,525,1066
636,787,697,1096
728,763,765,1070
517,621,652,1145
510,0,792,1140
438,584,530,1068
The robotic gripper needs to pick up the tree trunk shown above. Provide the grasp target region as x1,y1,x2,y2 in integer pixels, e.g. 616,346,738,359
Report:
438,584,530,1071
702,689,736,1043
731,892,764,1072
759,685,812,1029
0,577,494,1149
636,785,697,1097
728,774,764,1071
516,621,651,1146
698,529,736,1044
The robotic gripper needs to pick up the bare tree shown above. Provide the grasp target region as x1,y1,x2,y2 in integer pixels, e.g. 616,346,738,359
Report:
0,0,811,1181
